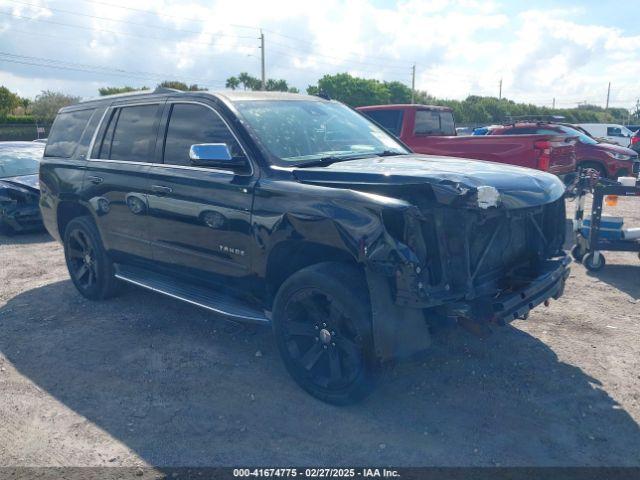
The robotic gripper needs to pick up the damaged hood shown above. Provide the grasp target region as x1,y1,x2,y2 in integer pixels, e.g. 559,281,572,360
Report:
0,174,40,192
292,154,566,208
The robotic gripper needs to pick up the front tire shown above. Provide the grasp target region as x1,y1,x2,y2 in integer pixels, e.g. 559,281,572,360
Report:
63,216,120,300
272,262,378,405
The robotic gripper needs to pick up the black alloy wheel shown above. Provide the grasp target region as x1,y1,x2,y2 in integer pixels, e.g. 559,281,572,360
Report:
63,216,120,300
273,262,377,405
67,228,98,290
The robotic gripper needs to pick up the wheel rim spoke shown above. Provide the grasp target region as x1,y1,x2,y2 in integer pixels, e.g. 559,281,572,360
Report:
76,264,89,281
328,348,343,383
67,247,83,259
299,342,323,371
286,321,317,338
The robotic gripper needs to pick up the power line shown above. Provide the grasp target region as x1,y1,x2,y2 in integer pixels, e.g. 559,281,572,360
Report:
5,0,258,40
0,10,258,51
0,51,226,86
72,0,414,69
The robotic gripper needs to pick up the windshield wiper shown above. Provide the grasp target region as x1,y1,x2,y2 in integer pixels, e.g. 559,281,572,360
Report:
294,150,407,168
375,150,407,157
294,154,368,168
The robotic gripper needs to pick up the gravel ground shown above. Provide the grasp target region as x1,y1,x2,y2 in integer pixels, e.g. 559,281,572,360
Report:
0,197,639,469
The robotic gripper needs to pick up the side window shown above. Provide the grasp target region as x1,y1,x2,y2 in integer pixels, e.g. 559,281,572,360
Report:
607,126,622,137
414,110,455,135
163,103,243,167
535,129,562,135
501,128,536,135
108,104,160,162
364,110,404,136
44,109,95,158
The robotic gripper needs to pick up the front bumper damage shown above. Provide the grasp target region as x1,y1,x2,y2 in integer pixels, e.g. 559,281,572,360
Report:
0,204,43,233
361,196,570,362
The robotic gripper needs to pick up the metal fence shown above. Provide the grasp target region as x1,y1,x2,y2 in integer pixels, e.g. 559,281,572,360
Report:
0,123,52,141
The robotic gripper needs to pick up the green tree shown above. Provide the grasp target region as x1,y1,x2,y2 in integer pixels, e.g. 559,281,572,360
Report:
0,86,20,119
31,90,80,121
237,72,260,91
20,97,30,112
225,76,240,90
265,78,290,92
98,86,147,96
307,73,391,107
158,81,207,91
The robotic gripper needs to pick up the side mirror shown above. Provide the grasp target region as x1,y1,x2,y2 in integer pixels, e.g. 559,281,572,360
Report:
189,143,245,169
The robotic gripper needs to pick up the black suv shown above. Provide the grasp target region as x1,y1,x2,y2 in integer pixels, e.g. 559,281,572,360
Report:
40,89,570,404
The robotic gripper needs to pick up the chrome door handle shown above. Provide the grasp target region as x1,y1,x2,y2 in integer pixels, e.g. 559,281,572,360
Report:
87,175,103,184
151,185,173,194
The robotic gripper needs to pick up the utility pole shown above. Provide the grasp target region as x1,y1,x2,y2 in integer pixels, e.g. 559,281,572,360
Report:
498,78,502,100
605,81,611,109
260,30,266,91
411,64,416,103
552,98,555,109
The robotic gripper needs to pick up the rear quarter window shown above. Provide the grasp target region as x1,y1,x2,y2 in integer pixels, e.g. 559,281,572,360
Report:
363,110,404,136
44,108,95,158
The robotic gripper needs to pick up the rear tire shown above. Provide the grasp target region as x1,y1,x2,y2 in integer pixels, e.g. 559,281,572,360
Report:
272,262,378,405
63,216,121,300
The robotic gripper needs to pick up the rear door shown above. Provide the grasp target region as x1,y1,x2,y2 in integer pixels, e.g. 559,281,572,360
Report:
145,100,256,285
84,102,164,262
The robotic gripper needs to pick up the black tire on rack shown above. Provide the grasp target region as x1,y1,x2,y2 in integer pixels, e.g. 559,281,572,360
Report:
583,252,606,272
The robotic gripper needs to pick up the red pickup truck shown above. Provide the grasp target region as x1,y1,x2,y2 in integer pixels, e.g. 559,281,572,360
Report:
357,104,577,178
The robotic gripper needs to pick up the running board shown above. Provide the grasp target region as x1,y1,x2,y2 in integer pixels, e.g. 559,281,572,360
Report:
114,264,270,324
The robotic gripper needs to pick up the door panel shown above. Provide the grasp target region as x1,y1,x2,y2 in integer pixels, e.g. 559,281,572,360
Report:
146,101,256,283
83,161,153,261
83,102,163,263
146,166,254,277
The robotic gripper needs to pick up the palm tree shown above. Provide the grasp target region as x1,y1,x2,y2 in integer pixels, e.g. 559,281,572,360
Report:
238,72,253,90
225,77,240,90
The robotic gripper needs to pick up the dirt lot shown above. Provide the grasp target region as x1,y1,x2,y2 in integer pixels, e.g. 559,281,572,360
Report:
0,197,639,469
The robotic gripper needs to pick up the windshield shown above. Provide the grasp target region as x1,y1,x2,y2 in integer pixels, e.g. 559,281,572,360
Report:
234,100,408,164
0,144,43,179
557,126,598,145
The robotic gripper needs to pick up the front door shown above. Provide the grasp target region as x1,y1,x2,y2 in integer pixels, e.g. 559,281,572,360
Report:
83,102,163,262
145,101,256,286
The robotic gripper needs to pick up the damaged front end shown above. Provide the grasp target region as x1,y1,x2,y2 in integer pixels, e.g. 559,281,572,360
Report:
0,177,43,235
293,158,571,361
360,181,570,359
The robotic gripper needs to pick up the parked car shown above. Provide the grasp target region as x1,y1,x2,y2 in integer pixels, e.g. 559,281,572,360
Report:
576,123,635,147
40,90,570,404
625,125,640,133
487,123,640,179
0,141,44,235
358,105,577,180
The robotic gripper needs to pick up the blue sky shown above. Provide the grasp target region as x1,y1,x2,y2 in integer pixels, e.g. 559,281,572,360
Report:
0,0,638,109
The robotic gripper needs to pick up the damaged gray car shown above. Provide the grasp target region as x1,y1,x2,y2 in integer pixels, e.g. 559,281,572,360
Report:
0,141,44,235
40,90,570,404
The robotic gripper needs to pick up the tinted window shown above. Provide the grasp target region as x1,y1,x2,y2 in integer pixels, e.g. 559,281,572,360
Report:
108,104,160,162
45,109,95,158
414,110,455,135
363,110,404,136
607,126,627,137
163,103,243,166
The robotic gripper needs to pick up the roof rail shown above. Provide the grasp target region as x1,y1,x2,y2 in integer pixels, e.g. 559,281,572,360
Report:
153,86,184,94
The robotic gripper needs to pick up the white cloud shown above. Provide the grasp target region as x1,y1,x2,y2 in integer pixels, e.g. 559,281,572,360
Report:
0,0,637,109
